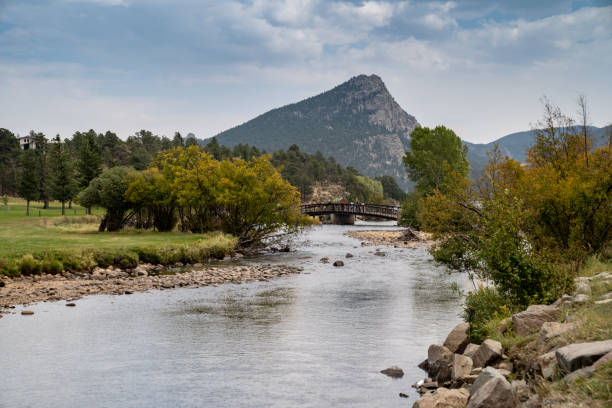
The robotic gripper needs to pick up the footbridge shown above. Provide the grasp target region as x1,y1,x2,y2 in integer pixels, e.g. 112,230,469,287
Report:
301,203,400,224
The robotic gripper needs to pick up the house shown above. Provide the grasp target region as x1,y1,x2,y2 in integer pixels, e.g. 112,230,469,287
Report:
17,136,37,150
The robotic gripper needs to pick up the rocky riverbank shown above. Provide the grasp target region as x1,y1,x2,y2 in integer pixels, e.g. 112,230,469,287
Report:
346,228,433,248
408,271,612,408
0,263,303,312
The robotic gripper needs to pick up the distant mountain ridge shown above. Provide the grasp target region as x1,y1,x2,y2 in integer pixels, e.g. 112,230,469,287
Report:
207,74,609,189
212,74,419,188
464,126,609,178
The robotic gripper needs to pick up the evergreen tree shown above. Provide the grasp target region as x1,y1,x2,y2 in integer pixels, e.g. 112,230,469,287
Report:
77,130,102,213
77,131,102,188
0,128,20,196
172,132,184,147
17,150,40,216
31,131,50,208
49,135,78,215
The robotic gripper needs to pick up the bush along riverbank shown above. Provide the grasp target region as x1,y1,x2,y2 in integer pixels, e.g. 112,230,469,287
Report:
409,270,612,408
0,232,237,278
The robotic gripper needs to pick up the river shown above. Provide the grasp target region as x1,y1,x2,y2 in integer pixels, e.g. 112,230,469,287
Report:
0,222,470,407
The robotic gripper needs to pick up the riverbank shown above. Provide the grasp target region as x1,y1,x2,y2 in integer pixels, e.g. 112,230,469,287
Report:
346,228,433,248
0,262,302,311
409,267,612,408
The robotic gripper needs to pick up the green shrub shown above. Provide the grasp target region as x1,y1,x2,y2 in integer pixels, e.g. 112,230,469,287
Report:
135,247,162,264
41,258,63,275
93,251,115,268
19,255,42,275
0,259,19,277
113,251,138,269
463,287,513,342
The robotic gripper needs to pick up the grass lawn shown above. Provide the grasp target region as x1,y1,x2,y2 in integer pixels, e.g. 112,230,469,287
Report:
0,197,236,265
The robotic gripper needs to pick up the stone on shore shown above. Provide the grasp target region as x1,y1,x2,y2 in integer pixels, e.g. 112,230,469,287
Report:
345,253,354,258
512,304,560,336
472,339,503,368
427,344,454,381
539,322,576,342
333,260,344,267
319,257,329,263
65,302,76,307
538,350,558,379
555,340,612,373
451,354,473,380
593,350,612,370
413,387,469,408
467,374,514,408
380,366,404,378
443,322,470,353
463,343,480,359
470,366,506,396
21,310,34,315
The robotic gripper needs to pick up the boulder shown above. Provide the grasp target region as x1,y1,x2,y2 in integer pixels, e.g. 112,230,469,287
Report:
413,387,469,408
451,354,473,380
573,293,589,304
380,366,404,378
512,304,560,336
552,294,573,307
427,344,454,381
333,260,344,267
574,278,592,295
562,366,595,383
463,343,480,359
472,339,503,368
595,298,612,305
512,379,530,404
319,257,329,263
467,375,514,408
539,322,576,342
556,340,612,373
470,366,506,396
345,253,354,258
443,322,471,353
538,350,558,380
593,350,612,370
65,302,76,307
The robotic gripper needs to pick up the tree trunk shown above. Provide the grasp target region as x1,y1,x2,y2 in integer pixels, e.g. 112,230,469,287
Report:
86,207,91,215
43,200,49,209
61,200,65,216
26,200,30,216
68,200,72,209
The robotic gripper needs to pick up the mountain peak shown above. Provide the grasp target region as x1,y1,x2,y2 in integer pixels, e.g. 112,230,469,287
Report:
213,75,419,188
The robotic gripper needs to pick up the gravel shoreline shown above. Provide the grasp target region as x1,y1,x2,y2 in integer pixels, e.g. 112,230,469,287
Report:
346,229,433,248
0,263,302,312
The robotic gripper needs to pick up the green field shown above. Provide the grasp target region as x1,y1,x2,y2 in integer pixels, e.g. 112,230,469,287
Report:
0,197,236,275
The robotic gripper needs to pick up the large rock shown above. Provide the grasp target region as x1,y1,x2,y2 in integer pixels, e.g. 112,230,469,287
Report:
380,366,404,378
427,344,454,381
472,339,503,368
574,278,592,295
593,350,612,370
413,387,470,408
470,366,506,396
539,322,576,342
451,354,473,380
463,343,480,359
512,304,560,336
443,322,471,353
556,340,612,373
467,375,514,408
538,350,558,380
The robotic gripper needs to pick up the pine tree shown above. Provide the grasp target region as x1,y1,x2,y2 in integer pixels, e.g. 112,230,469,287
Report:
77,131,102,213
49,135,78,215
31,131,50,208
17,150,40,216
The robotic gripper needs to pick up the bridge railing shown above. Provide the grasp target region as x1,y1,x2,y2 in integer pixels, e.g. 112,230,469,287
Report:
300,203,400,219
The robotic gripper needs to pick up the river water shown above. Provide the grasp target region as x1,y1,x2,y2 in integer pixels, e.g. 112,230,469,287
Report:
0,222,470,407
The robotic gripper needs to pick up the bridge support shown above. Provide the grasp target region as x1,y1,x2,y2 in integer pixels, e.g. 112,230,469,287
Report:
330,213,355,225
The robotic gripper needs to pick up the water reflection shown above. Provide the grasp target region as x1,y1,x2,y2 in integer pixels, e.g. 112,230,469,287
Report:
0,223,470,408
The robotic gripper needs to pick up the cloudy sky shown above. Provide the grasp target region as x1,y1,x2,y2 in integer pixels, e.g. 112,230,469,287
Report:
0,0,610,143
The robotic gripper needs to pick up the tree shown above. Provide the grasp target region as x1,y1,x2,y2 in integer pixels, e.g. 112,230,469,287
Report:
17,150,40,216
576,94,592,168
126,167,177,231
403,126,470,195
172,132,184,148
400,126,469,226
76,130,102,213
48,135,78,215
376,175,406,201
30,131,50,208
77,167,136,231
0,128,20,196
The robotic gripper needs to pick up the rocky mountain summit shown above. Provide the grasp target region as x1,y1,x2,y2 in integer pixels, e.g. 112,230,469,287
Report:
213,74,419,188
